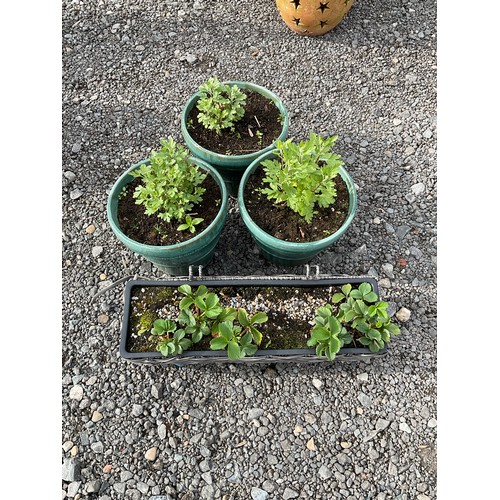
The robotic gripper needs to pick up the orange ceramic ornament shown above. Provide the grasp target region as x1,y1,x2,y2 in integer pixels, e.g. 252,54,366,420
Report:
275,0,354,36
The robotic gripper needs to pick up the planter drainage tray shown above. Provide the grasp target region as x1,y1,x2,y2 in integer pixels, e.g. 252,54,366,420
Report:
120,269,389,365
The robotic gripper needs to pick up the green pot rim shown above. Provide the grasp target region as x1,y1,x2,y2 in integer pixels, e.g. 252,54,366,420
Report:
181,81,289,162
237,150,358,250
107,157,228,252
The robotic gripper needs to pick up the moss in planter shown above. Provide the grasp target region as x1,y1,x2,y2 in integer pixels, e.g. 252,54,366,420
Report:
126,284,355,353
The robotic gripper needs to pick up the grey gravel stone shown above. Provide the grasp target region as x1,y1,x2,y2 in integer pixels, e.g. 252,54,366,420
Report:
319,464,333,479
248,408,264,420
396,307,412,322
283,487,299,499
62,458,81,482
357,392,372,407
151,383,163,399
411,183,426,196
92,246,103,258
251,487,269,500
67,481,80,497
376,418,390,432
69,189,83,200
69,385,83,401
396,225,411,240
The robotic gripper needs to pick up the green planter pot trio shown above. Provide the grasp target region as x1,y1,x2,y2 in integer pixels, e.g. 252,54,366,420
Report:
107,78,358,275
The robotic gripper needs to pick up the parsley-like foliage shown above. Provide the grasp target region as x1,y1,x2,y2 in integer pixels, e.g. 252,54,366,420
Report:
260,132,344,223
196,77,247,135
129,138,206,228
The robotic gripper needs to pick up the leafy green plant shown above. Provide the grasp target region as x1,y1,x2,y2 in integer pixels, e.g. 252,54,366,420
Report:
196,77,247,134
307,305,352,361
129,137,206,228
260,132,344,223
177,284,223,343
148,285,268,360
332,282,400,353
210,308,268,360
209,321,258,361
150,319,192,356
177,214,204,233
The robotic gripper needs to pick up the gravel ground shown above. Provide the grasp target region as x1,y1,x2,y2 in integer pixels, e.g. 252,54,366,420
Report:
61,0,437,499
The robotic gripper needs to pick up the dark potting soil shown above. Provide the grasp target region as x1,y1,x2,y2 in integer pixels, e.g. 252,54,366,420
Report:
243,165,350,242
126,284,364,354
117,174,221,246
186,90,283,155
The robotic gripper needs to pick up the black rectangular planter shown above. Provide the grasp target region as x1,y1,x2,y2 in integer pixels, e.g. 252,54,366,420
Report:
120,275,388,365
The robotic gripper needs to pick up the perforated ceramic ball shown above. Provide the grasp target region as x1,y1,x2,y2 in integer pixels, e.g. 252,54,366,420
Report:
275,0,354,36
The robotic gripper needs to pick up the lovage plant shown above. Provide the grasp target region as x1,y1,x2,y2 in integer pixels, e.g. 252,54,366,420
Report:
129,137,207,232
260,132,344,223
196,77,247,135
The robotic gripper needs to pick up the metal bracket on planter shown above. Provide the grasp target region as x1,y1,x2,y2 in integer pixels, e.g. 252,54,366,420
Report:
181,264,321,282
188,265,204,280
304,264,320,279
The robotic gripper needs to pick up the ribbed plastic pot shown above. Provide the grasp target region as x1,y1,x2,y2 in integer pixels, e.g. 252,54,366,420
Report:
238,150,357,267
107,158,228,276
181,81,289,197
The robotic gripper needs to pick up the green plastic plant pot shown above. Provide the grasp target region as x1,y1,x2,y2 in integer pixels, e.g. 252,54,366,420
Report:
181,81,289,197
238,150,357,267
107,157,228,276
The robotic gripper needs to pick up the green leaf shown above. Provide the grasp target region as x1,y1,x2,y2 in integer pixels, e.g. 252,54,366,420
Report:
307,337,317,347
205,305,223,319
194,296,206,311
179,308,195,327
312,326,330,342
331,293,345,303
238,309,250,327
219,322,234,341
191,331,202,343
250,312,268,324
210,337,228,350
328,316,341,336
385,323,400,336
341,284,352,296
227,341,241,360
243,344,258,357
240,332,253,346
329,336,341,354
205,293,219,310
179,338,192,350
250,326,263,345
195,285,208,297
178,284,192,296
365,291,379,303
179,296,194,309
